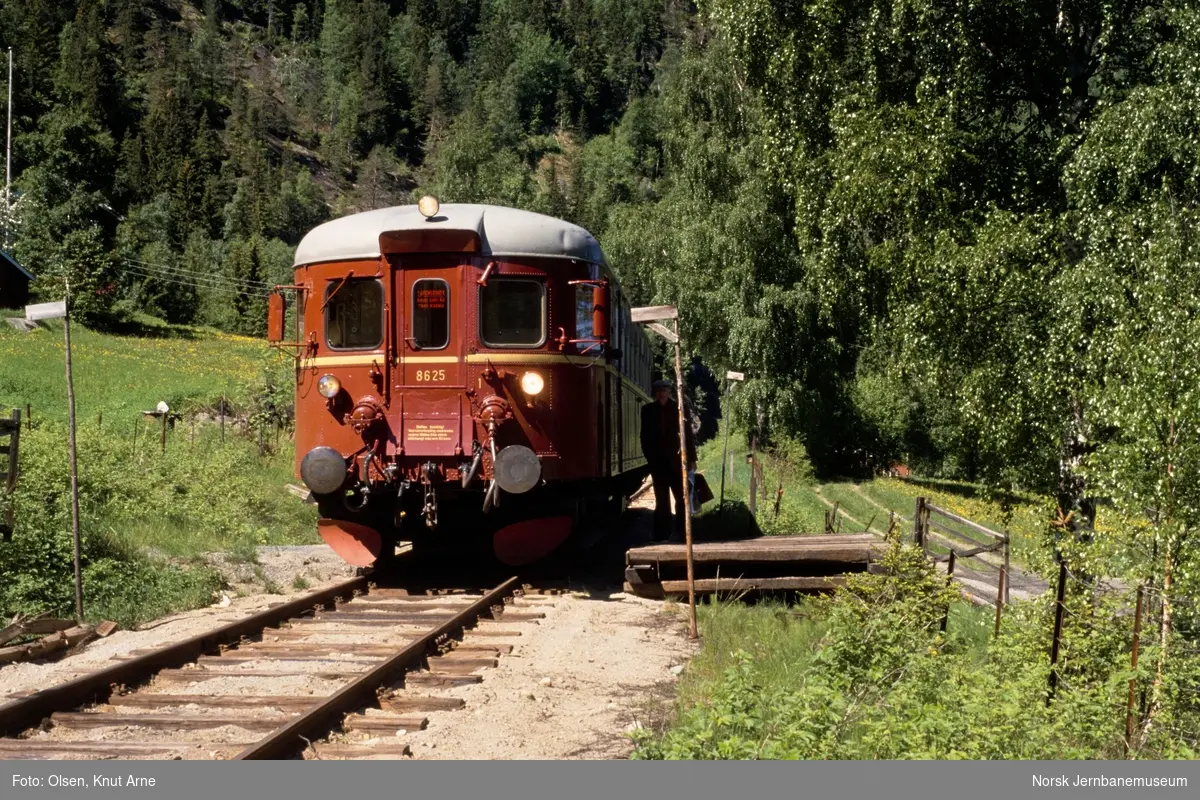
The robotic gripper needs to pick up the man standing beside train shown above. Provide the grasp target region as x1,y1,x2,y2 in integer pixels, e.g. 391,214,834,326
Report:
641,379,697,542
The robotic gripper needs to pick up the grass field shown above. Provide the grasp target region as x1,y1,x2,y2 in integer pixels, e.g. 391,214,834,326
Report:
0,317,317,625
0,316,270,423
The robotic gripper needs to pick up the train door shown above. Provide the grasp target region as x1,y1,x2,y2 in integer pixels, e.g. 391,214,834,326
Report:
393,257,467,458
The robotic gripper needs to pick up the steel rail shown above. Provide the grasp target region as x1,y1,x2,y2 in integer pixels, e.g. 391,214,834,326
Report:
0,575,370,738
235,576,521,760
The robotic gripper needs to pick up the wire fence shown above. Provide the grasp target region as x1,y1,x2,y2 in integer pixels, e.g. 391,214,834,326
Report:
912,497,1200,758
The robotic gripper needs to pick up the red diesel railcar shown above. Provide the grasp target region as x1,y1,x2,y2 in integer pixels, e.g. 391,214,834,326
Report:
268,198,652,567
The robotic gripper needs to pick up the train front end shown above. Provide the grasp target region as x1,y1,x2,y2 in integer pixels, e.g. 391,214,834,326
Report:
271,201,649,569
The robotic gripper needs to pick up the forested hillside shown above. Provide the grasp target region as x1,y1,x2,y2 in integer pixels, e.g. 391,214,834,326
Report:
4,0,1200,546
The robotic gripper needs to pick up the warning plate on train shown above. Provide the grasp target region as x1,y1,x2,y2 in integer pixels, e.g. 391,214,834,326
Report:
404,421,457,456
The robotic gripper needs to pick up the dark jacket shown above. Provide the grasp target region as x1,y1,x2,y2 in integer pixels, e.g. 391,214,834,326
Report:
640,400,697,470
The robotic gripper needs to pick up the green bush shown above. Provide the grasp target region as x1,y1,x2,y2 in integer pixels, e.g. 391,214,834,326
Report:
635,538,1200,760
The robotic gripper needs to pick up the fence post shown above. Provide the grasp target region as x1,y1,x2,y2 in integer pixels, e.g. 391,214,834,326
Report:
994,564,1006,639
159,413,167,455
1004,535,1011,604
913,497,926,549
1124,584,1145,758
25,403,30,431
748,432,757,518
1047,557,1068,704
941,550,956,633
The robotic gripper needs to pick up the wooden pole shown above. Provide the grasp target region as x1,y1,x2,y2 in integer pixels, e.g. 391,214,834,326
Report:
1047,557,1068,704
63,286,83,622
941,550,956,633
748,432,758,518
718,384,732,517
994,564,1006,639
220,393,225,444
673,319,697,641
24,403,30,431
1004,536,1011,605
159,413,167,455
1124,584,1145,758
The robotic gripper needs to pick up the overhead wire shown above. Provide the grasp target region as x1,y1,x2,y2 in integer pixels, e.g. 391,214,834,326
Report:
124,256,276,289
120,262,273,298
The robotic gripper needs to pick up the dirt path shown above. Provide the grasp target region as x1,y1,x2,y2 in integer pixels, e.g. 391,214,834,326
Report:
405,591,693,759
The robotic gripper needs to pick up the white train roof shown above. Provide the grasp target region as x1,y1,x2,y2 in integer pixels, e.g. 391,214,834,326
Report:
293,203,606,267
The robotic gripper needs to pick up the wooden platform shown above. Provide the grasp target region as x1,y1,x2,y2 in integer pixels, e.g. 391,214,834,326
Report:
624,534,880,598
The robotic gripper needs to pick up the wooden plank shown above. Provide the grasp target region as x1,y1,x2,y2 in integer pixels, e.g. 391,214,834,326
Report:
447,643,512,655
0,617,77,645
339,600,480,611
657,576,847,594
50,711,297,732
645,322,678,344
427,657,497,672
264,624,429,637
342,713,428,733
130,643,409,658
303,742,412,759
314,611,458,623
925,503,1007,541
490,610,545,621
630,305,678,322
624,581,664,599
927,518,999,549
404,673,482,688
632,533,876,548
192,654,384,666
460,628,522,637
0,626,95,665
380,695,465,713
0,740,253,758
106,694,324,711
365,589,482,599
229,644,409,657
626,544,876,565
153,668,365,683
925,530,1003,560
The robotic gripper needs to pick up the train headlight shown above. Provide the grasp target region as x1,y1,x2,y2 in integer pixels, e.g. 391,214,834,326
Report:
418,195,440,218
520,371,545,396
317,374,342,399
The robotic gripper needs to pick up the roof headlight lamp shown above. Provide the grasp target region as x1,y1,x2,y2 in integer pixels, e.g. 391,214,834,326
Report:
318,374,342,399
520,371,545,396
418,195,440,219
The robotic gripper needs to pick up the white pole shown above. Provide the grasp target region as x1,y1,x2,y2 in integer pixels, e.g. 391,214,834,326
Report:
4,47,11,249
64,282,83,620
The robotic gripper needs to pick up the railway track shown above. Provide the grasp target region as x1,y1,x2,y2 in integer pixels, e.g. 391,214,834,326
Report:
0,576,553,760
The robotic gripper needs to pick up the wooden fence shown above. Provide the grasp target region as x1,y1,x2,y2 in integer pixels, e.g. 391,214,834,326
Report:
0,408,19,541
913,496,1011,611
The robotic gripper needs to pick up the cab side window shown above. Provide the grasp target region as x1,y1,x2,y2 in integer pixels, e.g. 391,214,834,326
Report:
325,279,383,350
480,279,546,347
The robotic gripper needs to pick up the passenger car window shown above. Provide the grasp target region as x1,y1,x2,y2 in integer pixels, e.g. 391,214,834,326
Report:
480,279,545,347
412,279,449,349
325,279,383,350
